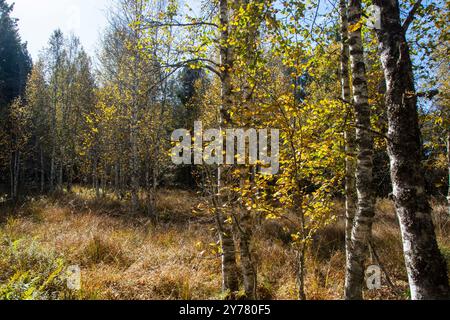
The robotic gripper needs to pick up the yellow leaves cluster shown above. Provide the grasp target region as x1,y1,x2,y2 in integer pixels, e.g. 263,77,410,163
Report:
348,20,363,33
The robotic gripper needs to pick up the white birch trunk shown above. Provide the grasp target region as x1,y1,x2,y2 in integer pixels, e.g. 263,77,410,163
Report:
339,0,357,291
217,0,239,297
373,0,450,299
344,0,376,300
40,146,45,193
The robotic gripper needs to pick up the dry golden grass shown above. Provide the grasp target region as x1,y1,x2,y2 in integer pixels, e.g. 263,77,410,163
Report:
0,189,449,300
0,189,221,300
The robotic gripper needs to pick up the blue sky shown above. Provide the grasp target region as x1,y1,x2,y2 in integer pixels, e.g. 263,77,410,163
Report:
10,0,202,61
11,0,111,60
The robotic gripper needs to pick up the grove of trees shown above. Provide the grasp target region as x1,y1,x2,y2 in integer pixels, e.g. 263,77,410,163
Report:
0,0,449,300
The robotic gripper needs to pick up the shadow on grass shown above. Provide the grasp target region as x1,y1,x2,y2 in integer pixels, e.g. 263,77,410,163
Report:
0,186,210,230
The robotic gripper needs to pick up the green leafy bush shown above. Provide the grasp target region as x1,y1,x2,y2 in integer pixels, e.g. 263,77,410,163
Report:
0,236,71,300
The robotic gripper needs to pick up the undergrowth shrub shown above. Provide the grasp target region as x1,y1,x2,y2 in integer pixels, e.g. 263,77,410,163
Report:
0,234,74,300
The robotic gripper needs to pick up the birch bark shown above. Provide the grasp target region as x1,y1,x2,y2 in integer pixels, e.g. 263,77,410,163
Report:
217,0,239,296
339,0,357,292
373,0,450,299
344,0,376,300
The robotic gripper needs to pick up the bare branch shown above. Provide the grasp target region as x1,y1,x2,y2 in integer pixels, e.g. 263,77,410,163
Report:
141,20,219,30
161,58,222,78
402,0,423,33
416,89,439,99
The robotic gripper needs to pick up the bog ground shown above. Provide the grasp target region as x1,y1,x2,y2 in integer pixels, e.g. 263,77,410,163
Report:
1,188,449,300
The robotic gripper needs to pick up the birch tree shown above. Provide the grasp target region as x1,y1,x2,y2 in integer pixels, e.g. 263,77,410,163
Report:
344,0,375,300
215,0,240,296
8,98,30,200
26,61,51,193
373,0,450,299
45,30,65,192
339,0,357,293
